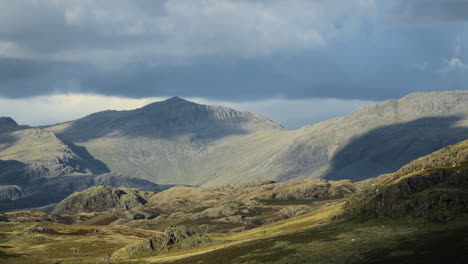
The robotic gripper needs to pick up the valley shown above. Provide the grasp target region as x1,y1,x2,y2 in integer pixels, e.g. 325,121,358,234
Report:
0,137,467,263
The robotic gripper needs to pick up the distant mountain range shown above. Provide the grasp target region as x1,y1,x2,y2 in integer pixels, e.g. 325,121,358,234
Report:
0,91,467,211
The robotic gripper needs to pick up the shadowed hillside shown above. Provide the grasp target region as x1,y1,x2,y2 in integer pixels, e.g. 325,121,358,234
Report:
324,116,468,181
52,96,283,142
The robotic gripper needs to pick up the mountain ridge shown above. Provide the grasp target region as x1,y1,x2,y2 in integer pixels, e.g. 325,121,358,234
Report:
40,91,468,186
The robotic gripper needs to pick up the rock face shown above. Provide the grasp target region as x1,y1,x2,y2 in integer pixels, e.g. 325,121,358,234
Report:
344,139,468,220
52,186,151,214
0,185,23,201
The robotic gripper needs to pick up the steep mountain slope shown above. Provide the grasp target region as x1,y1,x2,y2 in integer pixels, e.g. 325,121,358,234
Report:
45,91,468,185
0,128,108,182
0,118,114,184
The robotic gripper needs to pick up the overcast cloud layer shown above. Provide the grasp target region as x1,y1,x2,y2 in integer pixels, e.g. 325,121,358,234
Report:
0,0,467,102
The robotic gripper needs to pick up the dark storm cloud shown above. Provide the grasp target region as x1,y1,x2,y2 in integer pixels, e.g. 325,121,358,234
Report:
0,57,90,98
0,0,467,101
390,0,468,23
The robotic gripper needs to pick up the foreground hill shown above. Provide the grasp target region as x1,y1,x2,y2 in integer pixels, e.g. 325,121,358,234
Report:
344,138,468,220
44,91,468,185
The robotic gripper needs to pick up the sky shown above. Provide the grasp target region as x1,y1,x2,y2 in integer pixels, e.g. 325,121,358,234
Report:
0,0,467,128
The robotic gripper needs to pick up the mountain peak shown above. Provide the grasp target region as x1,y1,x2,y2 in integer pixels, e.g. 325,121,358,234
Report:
164,96,189,103
135,96,282,132
141,96,195,110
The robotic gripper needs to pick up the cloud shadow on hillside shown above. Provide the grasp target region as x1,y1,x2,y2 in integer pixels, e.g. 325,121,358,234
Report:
324,115,468,181
0,160,30,186
64,141,110,174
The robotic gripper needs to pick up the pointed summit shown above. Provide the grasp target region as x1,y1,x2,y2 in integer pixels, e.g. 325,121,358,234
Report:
159,96,196,107
140,96,195,111
164,96,189,103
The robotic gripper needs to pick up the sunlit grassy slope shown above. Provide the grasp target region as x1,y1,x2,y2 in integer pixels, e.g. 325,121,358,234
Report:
6,201,464,264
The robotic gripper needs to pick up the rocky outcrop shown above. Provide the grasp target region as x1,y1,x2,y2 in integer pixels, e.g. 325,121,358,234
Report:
25,224,55,234
0,185,23,201
189,203,240,220
277,205,317,219
52,186,152,214
112,225,210,259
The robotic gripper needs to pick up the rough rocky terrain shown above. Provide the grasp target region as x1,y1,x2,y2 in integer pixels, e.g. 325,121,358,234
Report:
53,186,151,215
344,139,468,220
